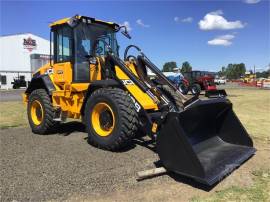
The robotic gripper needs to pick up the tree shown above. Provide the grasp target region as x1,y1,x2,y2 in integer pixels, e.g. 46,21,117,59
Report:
181,61,192,73
218,63,246,79
162,61,177,72
237,63,246,77
218,66,226,77
256,68,270,78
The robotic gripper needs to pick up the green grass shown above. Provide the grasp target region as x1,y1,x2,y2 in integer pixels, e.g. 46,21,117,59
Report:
0,101,28,129
190,169,270,202
1,88,269,139
226,89,270,143
190,88,270,202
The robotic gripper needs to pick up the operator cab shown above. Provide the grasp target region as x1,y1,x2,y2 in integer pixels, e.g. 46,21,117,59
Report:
50,15,128,83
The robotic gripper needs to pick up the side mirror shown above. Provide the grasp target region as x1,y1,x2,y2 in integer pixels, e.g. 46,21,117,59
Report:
118,25,131,39
121,30,131,39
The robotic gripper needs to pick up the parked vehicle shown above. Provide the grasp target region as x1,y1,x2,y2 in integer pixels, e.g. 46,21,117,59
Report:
214,77,226,85
182,71,226,97
241,71,256,83
11,76,27,89
166,74,189,94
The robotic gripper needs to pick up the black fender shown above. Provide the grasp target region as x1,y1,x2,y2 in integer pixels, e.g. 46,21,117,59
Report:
25,74,55,95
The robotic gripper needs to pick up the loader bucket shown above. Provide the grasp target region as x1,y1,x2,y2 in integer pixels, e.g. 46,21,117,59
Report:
156,98,256,185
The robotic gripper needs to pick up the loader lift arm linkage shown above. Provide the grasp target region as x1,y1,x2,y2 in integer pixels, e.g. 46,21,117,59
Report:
24,15,255,186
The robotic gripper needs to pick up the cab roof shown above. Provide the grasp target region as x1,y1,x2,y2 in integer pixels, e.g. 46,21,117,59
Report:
49,15,119,29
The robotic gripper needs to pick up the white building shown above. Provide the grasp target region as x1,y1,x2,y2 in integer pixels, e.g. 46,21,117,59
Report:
0,33,50,89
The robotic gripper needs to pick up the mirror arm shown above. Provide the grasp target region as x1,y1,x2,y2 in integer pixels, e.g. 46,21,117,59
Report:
117,25,131,39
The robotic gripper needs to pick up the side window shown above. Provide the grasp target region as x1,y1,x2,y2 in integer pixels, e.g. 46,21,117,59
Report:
95,36,110,56
54,26,72,63
95,40,106,56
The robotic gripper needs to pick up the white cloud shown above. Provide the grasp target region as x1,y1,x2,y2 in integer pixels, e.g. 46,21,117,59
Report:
208,34,235,46
181,17,193,23
120,21,132,32
244,0,261,4
209,10,224,15
199,10,245,30
174,16,193,23
136,19,150,28
174,17,179,22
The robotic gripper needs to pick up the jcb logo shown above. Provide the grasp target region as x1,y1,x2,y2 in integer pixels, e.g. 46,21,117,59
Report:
57,70,63,74
122,80,134,85
129,94,141,112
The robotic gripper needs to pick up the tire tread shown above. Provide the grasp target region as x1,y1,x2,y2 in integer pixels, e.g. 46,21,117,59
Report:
85,88,139,151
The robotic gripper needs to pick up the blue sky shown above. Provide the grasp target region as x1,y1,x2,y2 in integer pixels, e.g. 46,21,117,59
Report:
1,0,269,71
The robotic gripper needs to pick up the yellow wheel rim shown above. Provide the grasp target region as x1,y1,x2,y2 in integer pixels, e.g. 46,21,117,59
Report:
91,102,115,137
31,100,44,125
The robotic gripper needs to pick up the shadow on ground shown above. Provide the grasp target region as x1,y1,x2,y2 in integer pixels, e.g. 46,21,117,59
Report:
55,121,86,136
45,121,225,192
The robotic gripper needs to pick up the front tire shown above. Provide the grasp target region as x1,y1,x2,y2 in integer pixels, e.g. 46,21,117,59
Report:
27,89,58,134
178,83,189,95
84,88,139,151
159,85,184,110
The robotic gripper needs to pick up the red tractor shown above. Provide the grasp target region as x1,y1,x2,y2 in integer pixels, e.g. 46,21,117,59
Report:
182,71,226,97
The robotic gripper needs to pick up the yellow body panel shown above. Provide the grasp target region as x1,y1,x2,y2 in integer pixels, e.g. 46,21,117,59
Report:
115,66,158,110
51,90,84,118
33,63,51,75
53,62,73,85
90,59,102,81
71,83,89,92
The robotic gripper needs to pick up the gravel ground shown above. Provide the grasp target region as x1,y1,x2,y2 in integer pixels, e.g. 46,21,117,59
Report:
1,125,268,202
0,123,165,201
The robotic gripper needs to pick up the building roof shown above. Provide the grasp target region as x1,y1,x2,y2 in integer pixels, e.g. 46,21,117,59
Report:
0,33,49,41
0,32,33,37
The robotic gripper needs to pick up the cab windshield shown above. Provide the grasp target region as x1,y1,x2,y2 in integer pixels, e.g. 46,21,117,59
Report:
73,22,118,82
74,22,118,58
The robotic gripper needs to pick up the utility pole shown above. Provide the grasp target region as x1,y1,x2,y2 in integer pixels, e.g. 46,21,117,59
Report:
254,65,256,80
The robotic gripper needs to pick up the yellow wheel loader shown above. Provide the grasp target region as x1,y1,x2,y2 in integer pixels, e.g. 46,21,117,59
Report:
23,15,255,185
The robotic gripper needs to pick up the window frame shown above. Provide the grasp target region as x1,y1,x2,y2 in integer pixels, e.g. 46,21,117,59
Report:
52,25,73,64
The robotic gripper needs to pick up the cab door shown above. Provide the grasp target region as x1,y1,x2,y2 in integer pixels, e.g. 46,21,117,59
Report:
73,24,90,83
53,25,73,85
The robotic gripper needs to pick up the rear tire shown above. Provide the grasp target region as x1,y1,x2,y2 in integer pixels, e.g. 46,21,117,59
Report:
27,89,58,134
84,88,139,151
191,84,201,96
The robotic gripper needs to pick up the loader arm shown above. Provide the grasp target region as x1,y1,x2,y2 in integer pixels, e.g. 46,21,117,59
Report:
123,45,197,106
107,54,177,112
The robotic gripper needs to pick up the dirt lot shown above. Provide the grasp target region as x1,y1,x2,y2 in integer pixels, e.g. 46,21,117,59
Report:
0,86,269,202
